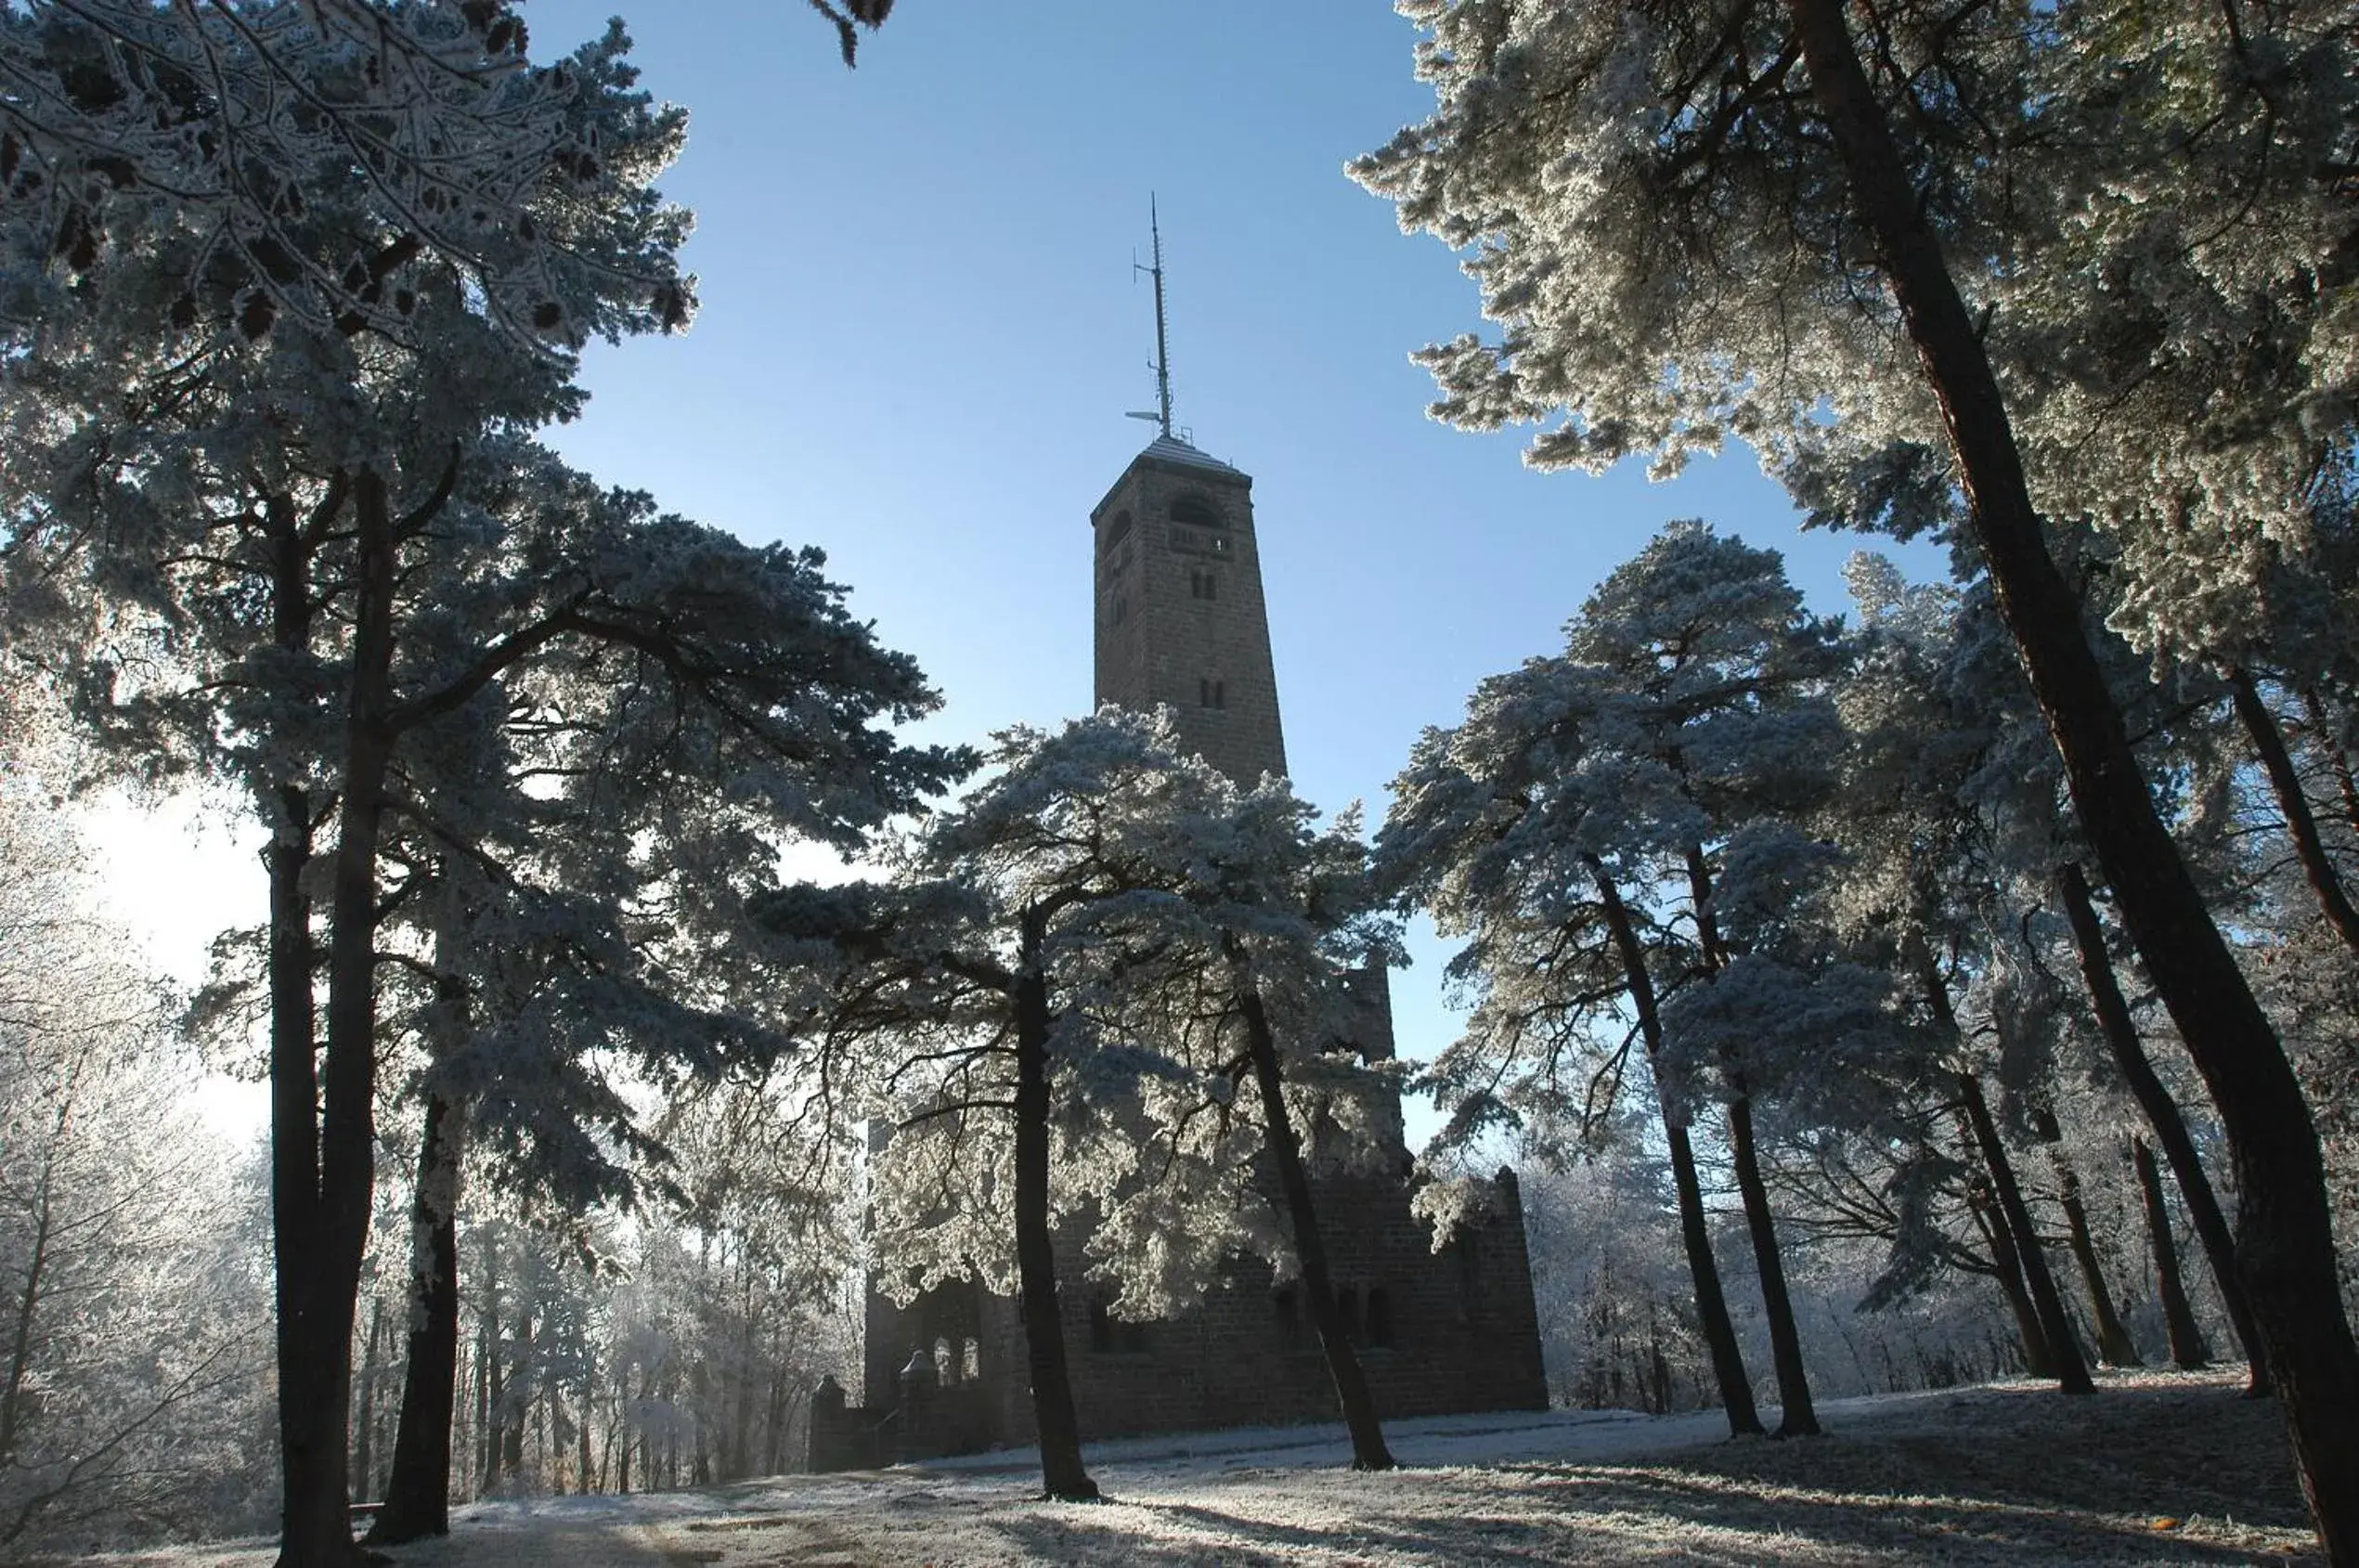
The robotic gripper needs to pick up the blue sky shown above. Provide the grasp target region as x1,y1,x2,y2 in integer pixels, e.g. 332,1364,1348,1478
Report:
517,0,1931,784
499,1,1945,1104
111,1,1948,1137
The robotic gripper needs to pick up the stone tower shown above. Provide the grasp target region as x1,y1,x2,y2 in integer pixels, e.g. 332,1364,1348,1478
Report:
1090,434,1287,788
805,291,1550,1478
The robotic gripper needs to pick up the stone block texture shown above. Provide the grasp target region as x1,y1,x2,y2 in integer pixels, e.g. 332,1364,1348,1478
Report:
848,1170,1548,1464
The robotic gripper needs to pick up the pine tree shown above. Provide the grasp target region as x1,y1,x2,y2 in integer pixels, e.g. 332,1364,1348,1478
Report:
1356,3,2359,1539
757,713,1413,1492
1380,625,1765,1434
3,17,957,1553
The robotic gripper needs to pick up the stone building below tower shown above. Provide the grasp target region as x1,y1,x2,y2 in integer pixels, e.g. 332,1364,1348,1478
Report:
810,433,1549,1473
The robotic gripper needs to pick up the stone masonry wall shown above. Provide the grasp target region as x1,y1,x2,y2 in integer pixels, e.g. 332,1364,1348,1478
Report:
1091,450,1287,788
837,1166,1549,1466
996,1170,1548,1445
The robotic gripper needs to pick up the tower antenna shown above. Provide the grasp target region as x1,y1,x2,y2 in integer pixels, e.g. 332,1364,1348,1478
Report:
1126,196,1174,439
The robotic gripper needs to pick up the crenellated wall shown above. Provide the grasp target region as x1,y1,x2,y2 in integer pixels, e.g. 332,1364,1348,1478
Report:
818,1166,1547,1470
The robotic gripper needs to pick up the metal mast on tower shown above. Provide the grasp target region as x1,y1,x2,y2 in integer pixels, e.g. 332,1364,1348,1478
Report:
1127,197,1174,438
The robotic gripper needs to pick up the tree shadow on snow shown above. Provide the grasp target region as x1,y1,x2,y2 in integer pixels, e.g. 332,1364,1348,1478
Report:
971,1380,2319,1565
979,1497,1573,1567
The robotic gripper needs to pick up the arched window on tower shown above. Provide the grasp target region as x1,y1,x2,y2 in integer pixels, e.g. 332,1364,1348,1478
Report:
1102,509,1134,554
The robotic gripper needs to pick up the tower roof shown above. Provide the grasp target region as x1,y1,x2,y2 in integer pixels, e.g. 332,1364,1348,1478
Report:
1093,433,1251,523
1135,434,1246,477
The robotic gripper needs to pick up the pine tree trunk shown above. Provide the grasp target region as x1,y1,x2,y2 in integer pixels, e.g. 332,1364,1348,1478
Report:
501,1305,529,1483
1912,946,2092,1393
263,498,330,1566
691,1360,709,1487
2027,1106,2142,1368
599,1396,616,1493
270,468,400,1568
1685,849,1818,1436
1233,968,1396,1470
728,1310,756,1481
0,1160,52,1483
1955,1071,2094,1394
2050,1138,2144,1367
638,1367,654,1494
2301,689,2359,836
577,1378,593,1495
1724,1096,1820,1435
1789,1,2359,1547
2133,1137,2212,1370
615,1368,632,1495
367,1086,466,1543
764,1375,787,1479
2054,863,2269,1388
1588,855,1763,1435
471,1317,489,1497
2231,671,2359,958
1966,1179,2055,1378
352,1302,382,1502
1011,910,1098,1501
480,1247,503,1497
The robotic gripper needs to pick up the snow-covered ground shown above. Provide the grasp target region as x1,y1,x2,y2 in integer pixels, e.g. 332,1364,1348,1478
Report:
98,1371,2318,1566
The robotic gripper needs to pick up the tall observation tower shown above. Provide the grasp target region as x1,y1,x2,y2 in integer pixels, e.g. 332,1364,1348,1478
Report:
1089,204,1288,787
804,208,1549,1478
